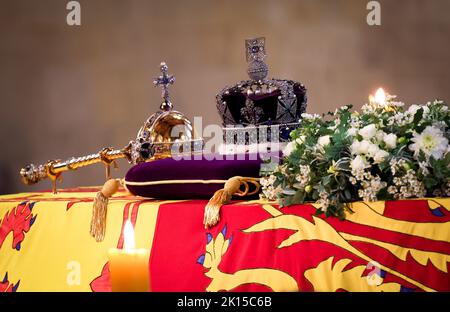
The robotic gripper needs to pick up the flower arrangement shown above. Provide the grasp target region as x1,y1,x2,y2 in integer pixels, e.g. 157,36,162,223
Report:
260,90,450,219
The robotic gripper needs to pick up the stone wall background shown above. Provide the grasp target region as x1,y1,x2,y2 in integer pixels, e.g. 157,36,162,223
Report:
0,0,449,193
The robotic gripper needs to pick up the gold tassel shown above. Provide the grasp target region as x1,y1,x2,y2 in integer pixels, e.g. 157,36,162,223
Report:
90,178,120,242
203,176,260,229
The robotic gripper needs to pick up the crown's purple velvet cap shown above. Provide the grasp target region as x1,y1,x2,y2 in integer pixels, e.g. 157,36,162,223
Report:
219,82,307,126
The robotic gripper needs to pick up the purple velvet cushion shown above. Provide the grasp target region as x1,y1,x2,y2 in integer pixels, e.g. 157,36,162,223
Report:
125,154,265,199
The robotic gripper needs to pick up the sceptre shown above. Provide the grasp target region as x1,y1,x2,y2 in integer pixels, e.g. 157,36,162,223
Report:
19,62,203,193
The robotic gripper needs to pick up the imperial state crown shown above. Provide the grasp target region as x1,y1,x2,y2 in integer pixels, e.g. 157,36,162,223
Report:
216,37,307,144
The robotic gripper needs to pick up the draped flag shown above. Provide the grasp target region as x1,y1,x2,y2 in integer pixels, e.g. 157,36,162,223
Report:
0,188,449,291
151,199,450,292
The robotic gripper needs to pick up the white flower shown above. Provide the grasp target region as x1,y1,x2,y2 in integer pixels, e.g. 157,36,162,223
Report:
409,126,448,160
282,141,296,157
294,165,311,189
318,191,330,213
358,174,387,202
350,115,362,128
260,175,282,200
359,124,377,140
375,130,386,143
373,149,389,163
388,111,412,127
350,141,360,155
347,127,358,137
407,104,429,117
350,155,368,172
367,143,380,157
317,135,331,147
418,161,430,176
361,103,376,114
383,133,397,149
388,169,426,199
260,175,276,187
350,140,371,155
353,140,389,163
407,104,421,115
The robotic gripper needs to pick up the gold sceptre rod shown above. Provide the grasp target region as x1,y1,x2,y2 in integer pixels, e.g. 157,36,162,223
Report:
20,138,203,194
20,145,133,194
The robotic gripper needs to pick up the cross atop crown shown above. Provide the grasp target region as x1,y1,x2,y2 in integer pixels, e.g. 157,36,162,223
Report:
245,37,268,81
245,37,266,62
153,62,175,111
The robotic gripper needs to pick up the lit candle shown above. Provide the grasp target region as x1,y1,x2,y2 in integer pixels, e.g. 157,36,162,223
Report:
368,87,390,110
374,87,386,105
108,220,150,292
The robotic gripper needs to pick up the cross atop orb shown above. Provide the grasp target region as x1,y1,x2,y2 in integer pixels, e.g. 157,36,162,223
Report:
153,62,175,111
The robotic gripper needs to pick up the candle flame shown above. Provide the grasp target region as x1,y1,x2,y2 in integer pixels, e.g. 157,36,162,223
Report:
374,88,386,105
124,220,136,251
